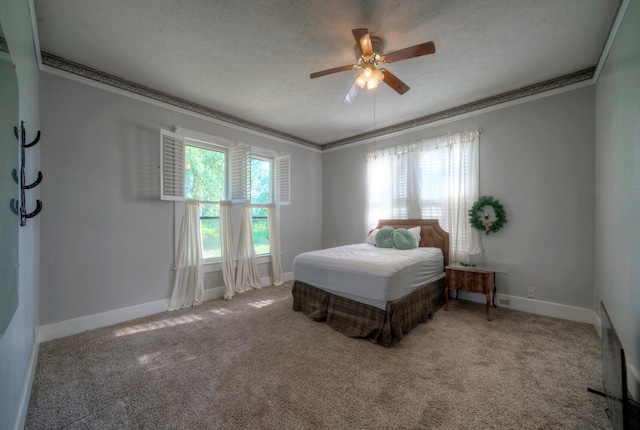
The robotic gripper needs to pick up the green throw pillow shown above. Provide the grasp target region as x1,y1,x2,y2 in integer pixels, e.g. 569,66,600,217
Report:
375,227,395,248
393,228,416,250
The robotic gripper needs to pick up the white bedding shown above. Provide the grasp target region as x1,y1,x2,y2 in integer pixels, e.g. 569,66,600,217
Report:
293,243,444,310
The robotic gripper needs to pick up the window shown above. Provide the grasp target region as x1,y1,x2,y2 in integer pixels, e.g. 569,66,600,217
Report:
366,130,480,262
161,129,231,262
184,144,226,260
161,128,291,264
248,152,290,256
250,156,271,256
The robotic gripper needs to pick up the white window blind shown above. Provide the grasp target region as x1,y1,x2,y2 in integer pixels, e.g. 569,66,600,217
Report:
230,144,250,202
160,129,185,201
274,154,290,205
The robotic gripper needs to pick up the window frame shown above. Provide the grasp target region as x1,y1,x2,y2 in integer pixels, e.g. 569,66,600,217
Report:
249,154,273,256
184,137,230,201
183,138,230,265
163,128,288,273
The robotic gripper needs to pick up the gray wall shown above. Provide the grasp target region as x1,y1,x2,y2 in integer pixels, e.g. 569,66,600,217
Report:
39,72,322,325
5,1,637,425
322,87,596,309
0,0,40,428
594,0,640,398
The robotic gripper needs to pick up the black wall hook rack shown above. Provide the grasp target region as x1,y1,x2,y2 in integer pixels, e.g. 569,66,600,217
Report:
10,121,42,226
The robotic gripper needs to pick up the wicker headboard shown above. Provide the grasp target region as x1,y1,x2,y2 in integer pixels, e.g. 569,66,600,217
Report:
375,219,450,267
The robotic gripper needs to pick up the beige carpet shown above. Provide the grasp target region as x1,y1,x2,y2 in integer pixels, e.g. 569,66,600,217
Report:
26,281,611,429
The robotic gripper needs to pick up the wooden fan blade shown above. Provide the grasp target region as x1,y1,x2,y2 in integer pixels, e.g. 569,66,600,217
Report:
343,81,358,105
352,28,373,57
383,41,435,64
310,64,355,79
381,69,410,95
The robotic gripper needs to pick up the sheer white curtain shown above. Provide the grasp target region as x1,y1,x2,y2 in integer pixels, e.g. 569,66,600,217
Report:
169,199,204,311
446,130,481,263
219,200,236,300
366,130,481,264
367,138,445,227
267,203,284,286
235,203,261,292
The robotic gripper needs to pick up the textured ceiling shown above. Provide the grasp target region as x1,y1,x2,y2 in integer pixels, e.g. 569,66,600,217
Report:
33,0,620,147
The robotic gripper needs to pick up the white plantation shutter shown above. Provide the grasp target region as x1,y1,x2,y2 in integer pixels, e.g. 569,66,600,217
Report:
274,154,290,205
230,144,250,202
160,129,185,201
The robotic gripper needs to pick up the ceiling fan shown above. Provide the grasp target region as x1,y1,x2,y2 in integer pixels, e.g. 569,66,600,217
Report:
310,28,436,104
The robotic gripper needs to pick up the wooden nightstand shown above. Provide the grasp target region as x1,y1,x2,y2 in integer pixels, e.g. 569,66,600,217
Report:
444,263,509,320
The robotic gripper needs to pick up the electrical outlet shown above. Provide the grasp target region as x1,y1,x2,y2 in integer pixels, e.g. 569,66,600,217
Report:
527,287,536,298
499,298,510,306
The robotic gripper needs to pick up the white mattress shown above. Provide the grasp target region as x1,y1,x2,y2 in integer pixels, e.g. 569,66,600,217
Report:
293,243,444,310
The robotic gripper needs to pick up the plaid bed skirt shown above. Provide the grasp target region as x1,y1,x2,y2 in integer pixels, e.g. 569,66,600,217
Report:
292,277,445,347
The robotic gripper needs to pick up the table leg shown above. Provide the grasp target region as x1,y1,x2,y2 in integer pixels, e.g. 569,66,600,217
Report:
493,284,497,308
444,285,449,310
485,293,492,321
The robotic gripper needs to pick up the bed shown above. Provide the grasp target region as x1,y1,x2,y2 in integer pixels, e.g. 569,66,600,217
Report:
292,219,449,346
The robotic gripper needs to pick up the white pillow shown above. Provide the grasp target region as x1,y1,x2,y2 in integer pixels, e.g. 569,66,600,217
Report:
408,226,421,248
365,229,380,245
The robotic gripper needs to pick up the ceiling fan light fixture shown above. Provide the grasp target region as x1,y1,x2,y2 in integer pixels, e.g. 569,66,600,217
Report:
363,66,373,79
310,28,435,101
374,69,384,83
357,67,384,90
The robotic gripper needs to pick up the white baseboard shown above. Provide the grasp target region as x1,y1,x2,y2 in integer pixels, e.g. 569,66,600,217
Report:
39,298,171,342
15,337,39,430
203,286,227,302
203,272,294,302
455,291,596,324
39,272,295,342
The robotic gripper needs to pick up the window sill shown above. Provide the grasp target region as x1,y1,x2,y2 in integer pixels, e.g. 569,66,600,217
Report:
203,255,272,274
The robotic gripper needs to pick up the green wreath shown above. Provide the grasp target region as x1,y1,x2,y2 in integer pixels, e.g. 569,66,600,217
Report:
469,196,507,235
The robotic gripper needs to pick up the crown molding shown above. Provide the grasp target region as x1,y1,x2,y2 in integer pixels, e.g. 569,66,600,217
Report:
322,67,596,150
0,43,597,153
40,51,323,151
593,0,629,82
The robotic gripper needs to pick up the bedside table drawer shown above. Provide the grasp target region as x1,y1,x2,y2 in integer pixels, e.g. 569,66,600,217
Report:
445,264,506,321
458,276,474,289
445,268,492,293
473,272,493,293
